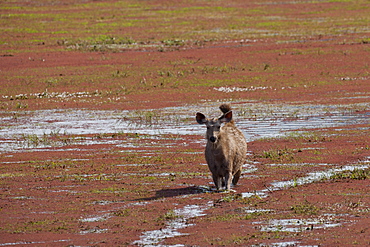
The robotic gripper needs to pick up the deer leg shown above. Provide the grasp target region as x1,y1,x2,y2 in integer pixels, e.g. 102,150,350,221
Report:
212,174,222,191
232,169,242,186
224,172,233,191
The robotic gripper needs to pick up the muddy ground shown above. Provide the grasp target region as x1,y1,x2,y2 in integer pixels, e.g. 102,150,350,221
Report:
1,0,370,246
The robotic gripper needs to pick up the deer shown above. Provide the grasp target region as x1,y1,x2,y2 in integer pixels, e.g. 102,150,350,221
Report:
196,104,247,191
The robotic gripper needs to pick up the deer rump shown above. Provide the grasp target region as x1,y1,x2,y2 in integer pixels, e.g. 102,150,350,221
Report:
196,105,247,191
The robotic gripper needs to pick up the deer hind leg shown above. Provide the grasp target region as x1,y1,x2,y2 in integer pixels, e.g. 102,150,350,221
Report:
232,168,242,186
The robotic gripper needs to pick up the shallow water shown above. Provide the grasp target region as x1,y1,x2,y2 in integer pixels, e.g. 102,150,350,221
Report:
255,217,343,233
242,164,370,198
0,102,368,152
132,202,212,247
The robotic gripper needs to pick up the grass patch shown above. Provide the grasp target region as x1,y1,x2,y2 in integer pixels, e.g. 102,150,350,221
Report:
157,209,181,223
19,131,77,148
244,210,271,220
291,201,318,215
112,208,130,217
259,147,299,162
2,0,369,52
7,219,74,234
330,168,370,180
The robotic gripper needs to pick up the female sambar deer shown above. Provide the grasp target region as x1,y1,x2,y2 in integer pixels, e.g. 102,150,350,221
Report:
196,104,247,191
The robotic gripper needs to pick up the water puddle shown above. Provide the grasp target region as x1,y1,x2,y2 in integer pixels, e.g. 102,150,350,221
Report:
133,202,212,246
266,162,330,167
244,208,273,214
242,164,369,198
262,241,318,247
79,214,111,223
1,102,368,152
0,239,71,246
80,228,108,235
267,241,300,247
255,216,342,233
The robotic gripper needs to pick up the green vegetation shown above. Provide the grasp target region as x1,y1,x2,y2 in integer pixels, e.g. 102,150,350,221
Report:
1,0,369,53
112,208,130,217
330,168,370,180
259,147,299,162
291,201,319,215
20,131,76,148
157,210,181,223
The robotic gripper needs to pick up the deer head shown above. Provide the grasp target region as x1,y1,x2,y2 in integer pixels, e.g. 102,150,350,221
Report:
196,111,232,143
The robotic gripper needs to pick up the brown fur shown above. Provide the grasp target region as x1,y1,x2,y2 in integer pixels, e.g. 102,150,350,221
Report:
196,104,247,191
219,103,232,114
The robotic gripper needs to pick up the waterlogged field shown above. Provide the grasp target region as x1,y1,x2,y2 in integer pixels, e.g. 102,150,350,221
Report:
0,103,369,246
1,0,370,246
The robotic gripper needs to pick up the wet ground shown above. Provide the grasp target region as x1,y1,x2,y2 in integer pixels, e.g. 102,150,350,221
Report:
1,101,369,246
1,101,369,151
1,0,370,246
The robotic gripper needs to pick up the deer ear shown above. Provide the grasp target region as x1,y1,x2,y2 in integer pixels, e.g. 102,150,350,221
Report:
220,111,232,123
196,112,207,124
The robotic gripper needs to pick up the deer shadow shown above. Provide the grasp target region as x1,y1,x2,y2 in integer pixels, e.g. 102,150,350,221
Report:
137,186,210,201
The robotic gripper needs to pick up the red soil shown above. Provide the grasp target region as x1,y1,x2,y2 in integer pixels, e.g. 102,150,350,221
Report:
1,0,369,246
